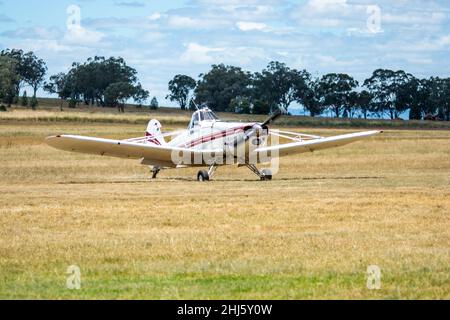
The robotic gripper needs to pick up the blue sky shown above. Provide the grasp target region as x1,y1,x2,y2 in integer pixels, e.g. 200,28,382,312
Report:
0,0,449,109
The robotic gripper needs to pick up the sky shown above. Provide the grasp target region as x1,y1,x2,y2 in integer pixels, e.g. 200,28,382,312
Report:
0,0,449,110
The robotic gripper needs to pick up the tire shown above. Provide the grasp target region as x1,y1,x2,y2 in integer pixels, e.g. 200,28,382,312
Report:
260,169,272,181
197,170,210,182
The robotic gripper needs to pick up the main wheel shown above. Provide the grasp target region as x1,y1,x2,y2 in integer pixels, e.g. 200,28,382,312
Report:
260,169,272,181
197,170,210,182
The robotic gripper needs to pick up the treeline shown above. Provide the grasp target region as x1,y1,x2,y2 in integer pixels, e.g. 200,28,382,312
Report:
168,62,450,120
0,49,157,112
1,47,449,120
0,49,47,109
44,56,152,112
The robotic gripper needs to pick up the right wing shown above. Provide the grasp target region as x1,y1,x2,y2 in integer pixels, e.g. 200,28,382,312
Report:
46,135,222,168
256,130,382,158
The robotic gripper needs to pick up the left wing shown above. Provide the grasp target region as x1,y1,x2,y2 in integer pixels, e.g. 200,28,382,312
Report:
46,135,222,168
256,130,382,158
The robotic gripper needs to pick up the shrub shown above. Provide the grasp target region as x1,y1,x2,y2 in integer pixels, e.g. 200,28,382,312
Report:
68,98,77,108
21,91,29,106
30,96,38,110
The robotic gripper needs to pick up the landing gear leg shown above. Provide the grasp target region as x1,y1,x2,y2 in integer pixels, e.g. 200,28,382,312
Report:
151,167,161,179
208,163,217,179
246,164,272,181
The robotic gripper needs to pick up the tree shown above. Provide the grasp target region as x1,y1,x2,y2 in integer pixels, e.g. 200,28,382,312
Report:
104,82,138,113
1,49,26,102
44,73,71,110
30,96,38,110
229,96,251,114
67,56,140,107
318,73,358,118
21,90,28,106
251,99,271,115
133,83,149,107
167,75,196,110
294,74,324,117
345,91,359,118
150,96,159,110
46,56,148,110
23,52,47,98
363,69,413,119
426,77,450,121
357,90,373,119
1,49,47,102
395,77,430,120
440,78,450,121
253,61,304,112
195,64,252,112
0,55,19,107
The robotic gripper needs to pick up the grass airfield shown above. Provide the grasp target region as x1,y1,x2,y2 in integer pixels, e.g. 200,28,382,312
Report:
0,108,449,299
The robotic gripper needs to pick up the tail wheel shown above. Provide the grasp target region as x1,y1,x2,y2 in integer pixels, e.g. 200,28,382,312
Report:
151,168,160,179
260,169,272,181
197,170,210,182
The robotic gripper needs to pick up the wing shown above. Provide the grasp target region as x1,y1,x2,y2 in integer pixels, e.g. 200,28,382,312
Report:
256,130,382,158
46,135,222,168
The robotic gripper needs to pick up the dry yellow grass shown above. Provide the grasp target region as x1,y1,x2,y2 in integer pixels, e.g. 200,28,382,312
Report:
0,110,449,299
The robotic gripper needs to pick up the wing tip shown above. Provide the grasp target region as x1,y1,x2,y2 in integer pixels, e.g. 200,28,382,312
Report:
45,135,64,147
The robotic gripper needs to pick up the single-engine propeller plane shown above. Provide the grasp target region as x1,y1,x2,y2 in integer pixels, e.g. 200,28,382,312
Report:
46,107,381,181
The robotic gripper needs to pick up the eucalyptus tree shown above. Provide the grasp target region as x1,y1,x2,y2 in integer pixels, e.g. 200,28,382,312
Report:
167,75,196,110
318,73,359,118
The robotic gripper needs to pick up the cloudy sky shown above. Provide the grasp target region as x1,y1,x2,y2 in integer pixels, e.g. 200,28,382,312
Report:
0,0,449,108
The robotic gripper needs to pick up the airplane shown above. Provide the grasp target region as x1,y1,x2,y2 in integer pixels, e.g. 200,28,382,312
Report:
46,107,382,182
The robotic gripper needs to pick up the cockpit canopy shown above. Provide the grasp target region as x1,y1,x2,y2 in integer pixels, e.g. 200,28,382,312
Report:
188,108,220,129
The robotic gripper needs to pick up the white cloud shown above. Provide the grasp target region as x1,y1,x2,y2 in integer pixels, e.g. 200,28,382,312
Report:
383,11,446,25
291,0,367,29
167,15,230,30
14,39,74,53
236,21,268,31
148,12,162,21
308,0,347,10
180,43,224,64
63,25,104,45
1,26,61,40
438,35,450,47
167,15,199,28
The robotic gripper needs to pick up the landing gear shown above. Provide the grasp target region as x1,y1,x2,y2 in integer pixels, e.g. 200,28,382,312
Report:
195,164,273,181
197,170,209,182
197,164,217,182
246,164,272,181
151,167,161,179
261,169,273,181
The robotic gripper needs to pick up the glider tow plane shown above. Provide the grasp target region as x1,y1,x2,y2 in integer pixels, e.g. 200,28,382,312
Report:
46,107,381,181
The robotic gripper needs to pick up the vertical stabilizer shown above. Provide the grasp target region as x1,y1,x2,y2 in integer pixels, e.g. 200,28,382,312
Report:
145,119,165,145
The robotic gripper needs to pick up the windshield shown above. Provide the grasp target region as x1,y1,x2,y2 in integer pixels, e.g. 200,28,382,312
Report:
188,113,199,130
188,109,220,130
201,110,219,121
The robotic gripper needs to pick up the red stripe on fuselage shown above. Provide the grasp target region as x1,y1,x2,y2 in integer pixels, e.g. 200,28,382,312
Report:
180,125,248,148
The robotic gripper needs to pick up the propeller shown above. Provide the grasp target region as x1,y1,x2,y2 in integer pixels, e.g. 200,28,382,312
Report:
234,106,287,147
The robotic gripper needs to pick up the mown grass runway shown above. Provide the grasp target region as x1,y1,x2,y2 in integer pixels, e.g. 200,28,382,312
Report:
0,108,449,299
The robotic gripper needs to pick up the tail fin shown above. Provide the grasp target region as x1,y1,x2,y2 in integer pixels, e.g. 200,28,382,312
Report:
145,119,166,145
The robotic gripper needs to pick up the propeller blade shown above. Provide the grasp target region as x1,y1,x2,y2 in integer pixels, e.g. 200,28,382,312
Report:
261,107,286,127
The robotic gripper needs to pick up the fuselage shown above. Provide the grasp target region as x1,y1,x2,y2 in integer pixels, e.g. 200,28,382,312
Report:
169,120,252,149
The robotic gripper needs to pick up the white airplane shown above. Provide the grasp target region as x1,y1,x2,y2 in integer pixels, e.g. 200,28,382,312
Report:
46,107,381,181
